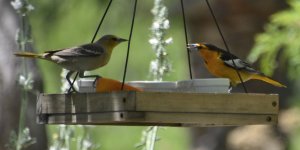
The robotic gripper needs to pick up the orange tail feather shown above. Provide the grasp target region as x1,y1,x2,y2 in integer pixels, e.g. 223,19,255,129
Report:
252,74,287,88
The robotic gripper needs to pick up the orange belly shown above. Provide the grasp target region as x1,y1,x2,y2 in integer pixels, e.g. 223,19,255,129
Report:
200,50,253,86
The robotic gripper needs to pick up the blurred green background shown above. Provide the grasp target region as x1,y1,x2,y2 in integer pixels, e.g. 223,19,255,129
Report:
12,0,300,149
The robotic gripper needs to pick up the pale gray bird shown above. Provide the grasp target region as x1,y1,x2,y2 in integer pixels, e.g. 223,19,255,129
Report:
15,34,127,92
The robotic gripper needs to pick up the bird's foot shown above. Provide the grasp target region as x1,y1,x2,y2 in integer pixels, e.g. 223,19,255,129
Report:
67,87,78,94
66,71,79,94
228,84,232,93
92,76,101,88
78,72,102,88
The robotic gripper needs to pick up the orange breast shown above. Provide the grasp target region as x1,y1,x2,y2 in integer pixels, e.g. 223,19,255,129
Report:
199,49,252,85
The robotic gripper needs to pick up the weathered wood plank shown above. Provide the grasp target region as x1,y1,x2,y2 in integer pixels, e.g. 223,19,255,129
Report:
136,92,278,114
39,112,276,126
142,112,277,126
37,91,279,126
39,112,145,124
38,92,136,114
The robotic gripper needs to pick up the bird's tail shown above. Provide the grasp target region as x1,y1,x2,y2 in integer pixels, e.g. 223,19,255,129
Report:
252,74,287,88
14,52,43,59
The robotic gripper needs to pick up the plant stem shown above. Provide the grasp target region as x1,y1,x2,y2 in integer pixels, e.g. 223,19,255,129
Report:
140,0,173,149
17,13,30,150
147,126,158,150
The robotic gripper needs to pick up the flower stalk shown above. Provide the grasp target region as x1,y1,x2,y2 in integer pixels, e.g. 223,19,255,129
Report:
149,0,173,81
137,0,172,150
10,0,36,149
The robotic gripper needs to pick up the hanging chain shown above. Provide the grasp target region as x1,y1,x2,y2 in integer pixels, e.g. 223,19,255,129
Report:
121,0,138,90
180,0,193,79
91,0,113,43
205,0,248,93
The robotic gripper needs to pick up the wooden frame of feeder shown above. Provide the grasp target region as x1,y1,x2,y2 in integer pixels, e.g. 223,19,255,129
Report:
37,91,278,126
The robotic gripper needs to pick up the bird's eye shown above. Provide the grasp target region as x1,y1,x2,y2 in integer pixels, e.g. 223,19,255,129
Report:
112,37,118,41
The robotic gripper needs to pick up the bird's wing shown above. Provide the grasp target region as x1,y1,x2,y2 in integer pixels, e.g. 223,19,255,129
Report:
220,52,260,74
45,44,105,57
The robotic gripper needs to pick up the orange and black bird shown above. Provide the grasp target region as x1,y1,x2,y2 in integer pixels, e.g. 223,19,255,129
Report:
15,35,127,92
188,43,286,88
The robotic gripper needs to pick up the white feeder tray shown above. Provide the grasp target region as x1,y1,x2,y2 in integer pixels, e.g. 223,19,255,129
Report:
177,79,230,93
77,80,96,93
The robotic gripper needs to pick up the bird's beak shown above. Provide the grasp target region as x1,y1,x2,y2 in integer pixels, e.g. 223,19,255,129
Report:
187,43,200,52
118,38,128,43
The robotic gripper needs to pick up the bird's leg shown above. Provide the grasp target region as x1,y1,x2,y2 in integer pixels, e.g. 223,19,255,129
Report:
79,71,102,88
66,71,78,93
228,83,233,93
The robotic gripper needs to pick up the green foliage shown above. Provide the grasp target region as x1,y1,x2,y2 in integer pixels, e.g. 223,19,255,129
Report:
6,128,36,150
91,126,188,150
290,127,300,150
49,125,100,150
49,126,188,150
248,0,300,79
249,1,300,149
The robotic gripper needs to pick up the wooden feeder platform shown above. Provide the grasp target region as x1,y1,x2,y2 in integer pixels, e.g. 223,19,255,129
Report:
37,91,278,127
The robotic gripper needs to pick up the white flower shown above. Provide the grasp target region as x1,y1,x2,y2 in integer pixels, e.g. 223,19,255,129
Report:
11,0,22,10
149,38,159,45
11,0,34,14
152,22,160,29
83,140,92,148
150,60,158,71
163,20,170,29
19,75,26,85
19,74,34,90
59,124,66,128
165,37,173,44
149,0,172,81
49,147,56,150
26,4,34,11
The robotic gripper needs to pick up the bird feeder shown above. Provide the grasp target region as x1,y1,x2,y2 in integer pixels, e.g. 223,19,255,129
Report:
36,0,279,126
